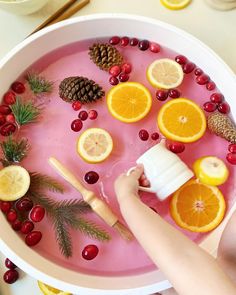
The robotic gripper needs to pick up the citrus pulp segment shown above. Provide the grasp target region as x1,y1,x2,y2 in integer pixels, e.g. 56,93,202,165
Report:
160,0,192,10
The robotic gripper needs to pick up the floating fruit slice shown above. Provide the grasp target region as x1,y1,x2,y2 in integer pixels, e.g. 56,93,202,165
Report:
147,58,184,89
160,0,191,10
77,128,113,163
0,165,30,201
170,180,226,232
38,281,71,295
107,82,152,123
193,156,229,186
157,98,206,143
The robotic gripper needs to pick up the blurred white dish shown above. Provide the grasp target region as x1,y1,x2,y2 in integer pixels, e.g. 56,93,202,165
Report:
0,0,49,15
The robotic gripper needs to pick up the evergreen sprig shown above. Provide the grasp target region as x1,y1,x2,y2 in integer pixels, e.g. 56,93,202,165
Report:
29,172,64,193
27,72,54,95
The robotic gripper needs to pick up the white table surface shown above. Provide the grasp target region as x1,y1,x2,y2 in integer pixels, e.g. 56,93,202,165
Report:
0,0,235,294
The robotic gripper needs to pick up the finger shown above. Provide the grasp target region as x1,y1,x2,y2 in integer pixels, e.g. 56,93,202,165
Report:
130,164,144,179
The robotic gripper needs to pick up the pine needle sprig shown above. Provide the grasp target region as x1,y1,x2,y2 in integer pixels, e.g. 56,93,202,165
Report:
54,199,91,214
29,172,64,193
53,218,72,258
27,72,54,95
26,190,57,213
11,97,41,126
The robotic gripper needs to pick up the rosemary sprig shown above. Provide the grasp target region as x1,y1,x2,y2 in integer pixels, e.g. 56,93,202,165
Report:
27,72,54,95
11,97,41,126
53,218,72,258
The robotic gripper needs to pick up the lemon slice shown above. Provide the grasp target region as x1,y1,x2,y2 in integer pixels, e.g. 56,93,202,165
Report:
147,58,184,89
0,165,30,201
77,128,113,163
38,281,71,295
160,0,191,10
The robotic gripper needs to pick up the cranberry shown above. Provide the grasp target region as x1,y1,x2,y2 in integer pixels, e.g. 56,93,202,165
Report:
25,231,42,246
196,74,210,85
109,76,119,85
203,101,217,112
7,209,17,223
82,244,99,260
194,68,203,76
6,114,15,123
16,198,33,212
183,62,195,74
175,55,187,65
218,102,230,114
168,89,181,99
12,219,22,231
78,110,88,121
156,89,168,101
88,110,98,120
0,123,16,136
71,119,83,132
228,144,236,154
120,36,129,47
11,81,25,94
129,38,139,46
167,141,185,154
151,132,159,140
206,81,216,91
29,205,45,222
210,93,224,104
226,153,236,165
0,105,12,115
84,171,99,184
5,258,17,270
0,114,6,126
121,63,132,74
1,201,12,213
119,73,129,82
138,40,150,51
149,42,160,53
20,220,34,234
3,91,16,105
109,65,121,77
3,269,19,284
72,101,82,111
139,129,149,141
109,36,120,45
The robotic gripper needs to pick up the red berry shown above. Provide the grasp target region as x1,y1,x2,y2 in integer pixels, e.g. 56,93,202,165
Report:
168,89,181,99
3,91,16,105
120,36,129,47
11,81,25,94
218,102,230,114
167,141,185,154
0,114,6,126
149,42,160,53
119,73,129,82
71,119,83,132
88,110,98,120
228,144,236,154
151,132,159,140
139,129,149,141
196,74,210,85
206,81,216,91
3,269,19,284
129,38,139,46
194,68,203,76
121,63,132,74
20,220,34,234
16,198,33,212
82,244,99,260
183,62,195,74
203,101,217,112
12,219,22,231
72,101,82,111
109,65,121,77
0,123,16,136
1,201,12,213
210,93,224,104
175,55,187,65
138,40,150,51
25,231,42,246
6,114,15,123
29,205,45,222
156,89,168,101
109,76,119,85
226,153,236,165
109,36,120,45
78,110,88,121
84,171,99,184
5,258,17,270
0,105,12,115
7,209,17,223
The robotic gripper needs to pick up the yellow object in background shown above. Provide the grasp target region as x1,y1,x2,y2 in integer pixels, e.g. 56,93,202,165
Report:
38,281,71,295
160,0,192,10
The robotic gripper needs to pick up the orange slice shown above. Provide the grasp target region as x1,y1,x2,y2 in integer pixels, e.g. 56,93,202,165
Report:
107,82,152,123
157,98,206,142
170,180,226,232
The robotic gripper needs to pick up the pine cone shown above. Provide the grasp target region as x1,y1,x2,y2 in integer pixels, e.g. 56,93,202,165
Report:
59,76,105,104
207,112,236,143
89,43,123,71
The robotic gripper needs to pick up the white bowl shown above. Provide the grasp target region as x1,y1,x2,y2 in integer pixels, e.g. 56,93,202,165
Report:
0,14,236,295
0,0,49,15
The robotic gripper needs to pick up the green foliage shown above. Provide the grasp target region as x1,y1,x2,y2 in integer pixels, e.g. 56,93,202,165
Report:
27,72,53,94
